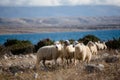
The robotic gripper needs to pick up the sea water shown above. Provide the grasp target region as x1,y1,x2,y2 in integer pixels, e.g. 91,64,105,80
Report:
0,29,120,45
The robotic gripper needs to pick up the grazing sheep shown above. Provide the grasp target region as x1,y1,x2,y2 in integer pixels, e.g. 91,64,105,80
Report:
35,44,63,69
74,43,92,65
95,41,104,50
103,42,107,50
59,40,76,64
54,41,60,45
64,40,70,46
87,41,98,55
62,44,75,64
95,41,107,50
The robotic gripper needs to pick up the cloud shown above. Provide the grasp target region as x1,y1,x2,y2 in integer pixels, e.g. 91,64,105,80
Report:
0,0,120,6
27,0,60,6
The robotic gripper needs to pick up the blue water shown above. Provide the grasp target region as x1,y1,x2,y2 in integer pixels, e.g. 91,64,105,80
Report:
0,29,120,45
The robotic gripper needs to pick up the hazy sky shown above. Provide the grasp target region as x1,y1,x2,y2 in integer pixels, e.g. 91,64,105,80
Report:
0,0,120,6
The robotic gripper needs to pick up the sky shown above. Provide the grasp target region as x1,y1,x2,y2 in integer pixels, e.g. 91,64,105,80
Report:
0,0,120,18
0,0,120,6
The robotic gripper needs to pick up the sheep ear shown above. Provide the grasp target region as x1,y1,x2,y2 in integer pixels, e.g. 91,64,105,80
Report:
55,45,58,49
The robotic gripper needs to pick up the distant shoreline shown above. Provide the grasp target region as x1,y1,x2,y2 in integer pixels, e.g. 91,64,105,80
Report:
0,27,119,35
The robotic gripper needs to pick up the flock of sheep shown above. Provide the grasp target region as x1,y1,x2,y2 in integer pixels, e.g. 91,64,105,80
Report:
35,40,107,70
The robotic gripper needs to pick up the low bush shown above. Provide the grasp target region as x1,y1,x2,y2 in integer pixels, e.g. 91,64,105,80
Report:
35,38,54,52
69,39,75,44
106,37,120,49
78,35,100,45
4,39,34,55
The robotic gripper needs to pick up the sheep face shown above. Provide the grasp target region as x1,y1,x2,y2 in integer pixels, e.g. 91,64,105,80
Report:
55,44,63,52
75,43,84,53
64,40,70,46
87,42,94,47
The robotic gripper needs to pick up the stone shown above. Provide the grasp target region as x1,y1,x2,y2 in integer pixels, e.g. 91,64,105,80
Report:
85,64,104,73
20,71,23,74
0,65,3,74
105,56,119,63
34,73,38,79
19,56,22,59
9,66,23,74
30,54,36,59
115,49,119,55
102,53,109,58
26,55,29,58
4,55,8,59
97,64,104,71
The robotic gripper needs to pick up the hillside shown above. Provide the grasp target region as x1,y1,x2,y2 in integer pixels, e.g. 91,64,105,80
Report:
0,16,120,34
0,16,120,27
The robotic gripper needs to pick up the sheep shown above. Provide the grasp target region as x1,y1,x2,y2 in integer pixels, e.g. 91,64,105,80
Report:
74,43,92,65
54,41,60,45
103,42,107,50
87,41,98,55
64,40,70,46
35,43,63,69
62,44,75,64
95,41,107,50
54,40,75,65
95,41,104,50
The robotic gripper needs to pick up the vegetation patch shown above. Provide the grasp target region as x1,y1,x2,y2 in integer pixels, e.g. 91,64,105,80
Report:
4,39,34,55
78,35,100,45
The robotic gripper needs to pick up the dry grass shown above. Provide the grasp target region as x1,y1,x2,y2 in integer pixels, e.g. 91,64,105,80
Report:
0,49,120,80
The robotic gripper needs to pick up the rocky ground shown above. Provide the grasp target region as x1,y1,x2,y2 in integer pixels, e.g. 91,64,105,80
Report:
0,49,120,80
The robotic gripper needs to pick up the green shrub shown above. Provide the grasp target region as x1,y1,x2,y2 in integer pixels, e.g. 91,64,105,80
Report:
0,44,11,58
35,38,54,52
0,45,6,57
78,35,100,45
4,39,34,55
69,39,75,44
106,37,120,49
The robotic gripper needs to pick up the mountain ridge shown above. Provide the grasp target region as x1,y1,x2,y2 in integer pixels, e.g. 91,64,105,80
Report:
0,16,120,28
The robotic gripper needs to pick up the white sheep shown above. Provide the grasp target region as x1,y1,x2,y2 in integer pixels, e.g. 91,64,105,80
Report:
54,40,75,65
64,40,70,46
95,41,104,50
62,44,75,64
103,42,107,50
54,41,60,45
95,41,107,50
35,44,63,69
87,41,98,55
74,43,92,65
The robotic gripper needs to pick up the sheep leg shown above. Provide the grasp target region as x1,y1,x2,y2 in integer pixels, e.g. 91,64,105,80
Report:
53,59,57,65
52,59,58,68
66,59,69,65
75,59,78,66
42,59,46,68
82,54,86,62
35,57,41,70
61,57,64,65
70,58,72,63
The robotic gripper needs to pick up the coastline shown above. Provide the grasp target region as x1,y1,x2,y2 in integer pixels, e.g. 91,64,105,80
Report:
0,27,119,35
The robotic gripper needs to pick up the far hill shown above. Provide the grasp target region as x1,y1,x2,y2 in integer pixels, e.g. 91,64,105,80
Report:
0,5,120,34
0,16,120,34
